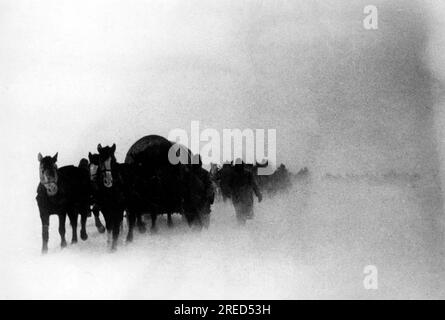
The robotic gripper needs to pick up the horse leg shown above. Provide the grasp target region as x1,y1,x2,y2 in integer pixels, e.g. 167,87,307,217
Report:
234,202,246,226
102,210,112,247
102,211,111,232
194,211,203,231
126,209,136,243
167,213,173,228
40,212,50,254
183,211,193,227
246,205,254,220
111,211,122,252
150,213,157,232
93,205,105,233
68,210,78,244
136,214,146,233
58,213,67,248
80,209,88,241
196,208,209,230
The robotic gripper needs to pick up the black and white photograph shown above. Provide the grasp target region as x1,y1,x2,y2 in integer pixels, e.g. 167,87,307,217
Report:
1,0,445,301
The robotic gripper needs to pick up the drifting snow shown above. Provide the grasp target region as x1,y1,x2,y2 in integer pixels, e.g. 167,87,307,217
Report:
1,173,443,299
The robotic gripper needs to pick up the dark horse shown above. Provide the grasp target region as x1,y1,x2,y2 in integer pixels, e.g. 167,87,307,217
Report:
182,155,215,228
91,144,135,251
36,153,90,254
92,137,215,250
84,154,110,234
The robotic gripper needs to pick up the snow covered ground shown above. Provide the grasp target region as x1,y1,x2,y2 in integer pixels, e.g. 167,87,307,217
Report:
1,173,443,299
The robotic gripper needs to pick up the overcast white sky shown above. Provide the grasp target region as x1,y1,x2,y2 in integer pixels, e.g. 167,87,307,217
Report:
1,0,445,177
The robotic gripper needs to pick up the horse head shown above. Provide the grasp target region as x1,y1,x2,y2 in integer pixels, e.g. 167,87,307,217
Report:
38,152,59,196
87,152,100,184
97,143,116,188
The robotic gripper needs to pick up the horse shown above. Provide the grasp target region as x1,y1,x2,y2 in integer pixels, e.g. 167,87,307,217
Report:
182,160,215,228
91,144,135,251
209,163,222,202
36,153,90,254
85,153,106,234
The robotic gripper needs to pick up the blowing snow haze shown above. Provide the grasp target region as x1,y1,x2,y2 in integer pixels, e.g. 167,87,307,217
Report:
1,0,445,299
0,0,440,174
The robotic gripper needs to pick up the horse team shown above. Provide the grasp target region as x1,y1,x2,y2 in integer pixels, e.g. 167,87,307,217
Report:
36,134,266,254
